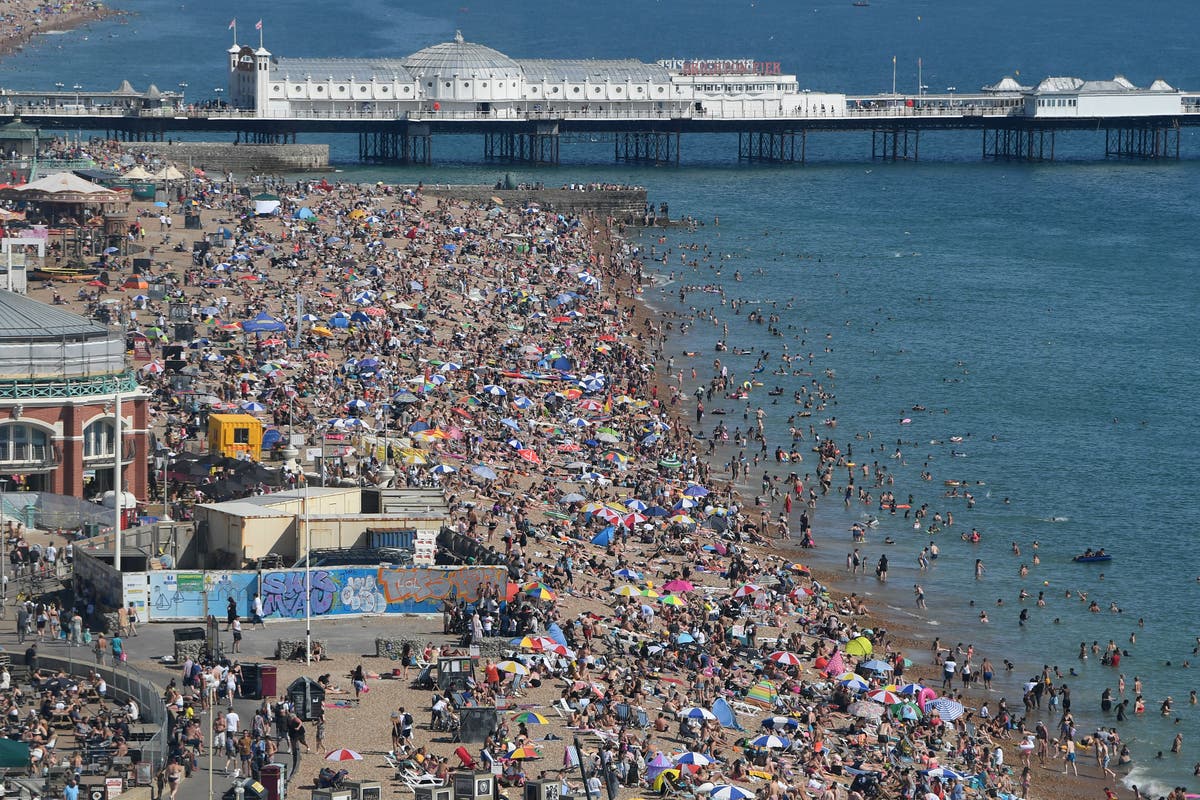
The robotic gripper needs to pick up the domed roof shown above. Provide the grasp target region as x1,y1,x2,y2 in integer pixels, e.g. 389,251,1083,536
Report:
403,31,522,78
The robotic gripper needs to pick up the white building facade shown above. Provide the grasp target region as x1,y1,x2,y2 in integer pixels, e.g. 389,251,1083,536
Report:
227,32,845,120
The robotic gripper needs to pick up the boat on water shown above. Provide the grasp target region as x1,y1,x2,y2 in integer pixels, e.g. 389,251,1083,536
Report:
1072,549,1111,563
852,1,870,6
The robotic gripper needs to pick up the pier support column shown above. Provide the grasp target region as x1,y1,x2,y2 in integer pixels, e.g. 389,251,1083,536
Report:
358,124,431,165
483,124,559,165
234,130,295,145
982,128,1055,162
1104,123,1180,160
871,128,919,161
614,131,679,165
737,130,804,164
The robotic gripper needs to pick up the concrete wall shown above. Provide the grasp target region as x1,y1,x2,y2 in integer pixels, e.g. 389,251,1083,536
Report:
122,142,329,173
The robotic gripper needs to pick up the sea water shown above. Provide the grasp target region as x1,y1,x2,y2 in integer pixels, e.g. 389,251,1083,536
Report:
6,0,1200,790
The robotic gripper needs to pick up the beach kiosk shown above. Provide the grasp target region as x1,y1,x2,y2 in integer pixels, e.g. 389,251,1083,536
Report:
207,413,263,460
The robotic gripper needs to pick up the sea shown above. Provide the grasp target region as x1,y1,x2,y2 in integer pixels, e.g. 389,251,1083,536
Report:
4,0,1199,792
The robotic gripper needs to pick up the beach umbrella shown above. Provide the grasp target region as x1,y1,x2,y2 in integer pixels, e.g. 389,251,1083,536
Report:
526,585,556,601
924,767,969,780
838,674,871,692
896,682,925,696
511,711,547,724
325,749,363,762
845,636,874,657
748,735,790,749
761,716,800,730
673,752,714,766
481,384,507,397
866,689,903,705
860,659,893,673
709,786,753,800
614,585,644,597
624,498,649,511
662,579,695,593
731,583,762,598
677,632,695,644
892,702,922,721
496,661,530,675
512,396,534,409
669,513,696,526
506,746,540,760
925,697,965,721
470,465,497,480
517,448,541,464
682,484,709,497
430,464,457,475
345,399,371,411
680,707,717,720
560,492,586,504
847,701,884,720
659,595,686,607
239,401,267,412
612,568,643,581
767,651,803,667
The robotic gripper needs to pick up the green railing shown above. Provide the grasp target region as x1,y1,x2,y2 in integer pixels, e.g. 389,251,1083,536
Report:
0,371,138,399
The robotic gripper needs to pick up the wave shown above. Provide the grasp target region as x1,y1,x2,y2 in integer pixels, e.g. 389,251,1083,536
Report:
1042,516,1070,523
1121,765,1173,798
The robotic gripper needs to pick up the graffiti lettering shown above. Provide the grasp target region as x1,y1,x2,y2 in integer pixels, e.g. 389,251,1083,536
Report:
377,566,506,605
340,575,387,614
261,569,336,618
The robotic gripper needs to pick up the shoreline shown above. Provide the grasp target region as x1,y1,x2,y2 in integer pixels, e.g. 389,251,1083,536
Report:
0,2,123,60
625,228,1144,800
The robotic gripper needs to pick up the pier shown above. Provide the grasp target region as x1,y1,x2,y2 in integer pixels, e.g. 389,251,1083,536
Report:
0,34,1196,165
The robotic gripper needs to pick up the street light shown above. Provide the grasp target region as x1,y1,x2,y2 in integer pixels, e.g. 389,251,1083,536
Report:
214,87,224,108
178,82,188,108
72,84,82,108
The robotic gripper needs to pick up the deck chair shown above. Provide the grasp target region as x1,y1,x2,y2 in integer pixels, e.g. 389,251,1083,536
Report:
455,745,480,771
634,709,650,729
552,698,574,720
612,702,630,722
400,770,445,790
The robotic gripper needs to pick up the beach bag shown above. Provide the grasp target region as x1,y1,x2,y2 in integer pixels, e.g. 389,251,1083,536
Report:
120,652,127,662
83,631,92,644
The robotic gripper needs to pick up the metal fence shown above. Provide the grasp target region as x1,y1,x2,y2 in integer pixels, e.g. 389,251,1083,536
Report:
36,651,168,770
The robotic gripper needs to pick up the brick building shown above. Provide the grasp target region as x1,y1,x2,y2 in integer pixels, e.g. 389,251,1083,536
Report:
0,291,148,502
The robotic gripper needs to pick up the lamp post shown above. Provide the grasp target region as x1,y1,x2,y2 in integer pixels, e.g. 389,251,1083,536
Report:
214,87,224,108
72,84,82,108
53,82,64,108
178,82,188,109
111,392,122,571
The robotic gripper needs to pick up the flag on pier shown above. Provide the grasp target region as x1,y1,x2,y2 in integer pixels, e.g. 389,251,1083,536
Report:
228,18,235,30
255,19,263,30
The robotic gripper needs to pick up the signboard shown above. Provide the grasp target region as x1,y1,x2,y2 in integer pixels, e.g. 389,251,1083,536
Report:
657,58,782,76
105,777,123,800
122,573,148,623
176,572,205,592
131,335,152,362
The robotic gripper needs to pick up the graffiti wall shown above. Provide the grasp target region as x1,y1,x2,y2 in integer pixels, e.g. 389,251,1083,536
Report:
139,565,506,621
149,571,258,621
258,565,508,619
